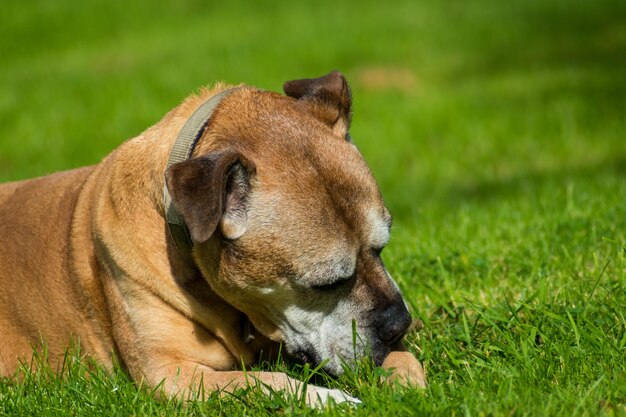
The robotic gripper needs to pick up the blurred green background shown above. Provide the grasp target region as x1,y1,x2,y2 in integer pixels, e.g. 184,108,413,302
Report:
2,0,624,222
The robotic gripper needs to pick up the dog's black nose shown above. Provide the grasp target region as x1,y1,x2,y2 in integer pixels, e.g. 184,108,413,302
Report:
375,301,412,343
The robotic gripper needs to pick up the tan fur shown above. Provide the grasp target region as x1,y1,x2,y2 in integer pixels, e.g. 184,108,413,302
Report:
0,78,425,405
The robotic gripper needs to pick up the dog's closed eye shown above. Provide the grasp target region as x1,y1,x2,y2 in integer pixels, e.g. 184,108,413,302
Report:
310,272,356,291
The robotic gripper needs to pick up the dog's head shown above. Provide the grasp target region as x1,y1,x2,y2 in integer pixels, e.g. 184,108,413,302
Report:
165,72,411,375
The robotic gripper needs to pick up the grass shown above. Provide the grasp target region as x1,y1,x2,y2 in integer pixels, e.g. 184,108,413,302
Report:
1,0,625,415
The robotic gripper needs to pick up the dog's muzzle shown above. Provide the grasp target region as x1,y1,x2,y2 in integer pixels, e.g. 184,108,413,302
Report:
367,299,412,366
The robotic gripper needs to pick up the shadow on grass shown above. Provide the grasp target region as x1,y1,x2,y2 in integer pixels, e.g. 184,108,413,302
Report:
440,0,626,81
447,155,626,205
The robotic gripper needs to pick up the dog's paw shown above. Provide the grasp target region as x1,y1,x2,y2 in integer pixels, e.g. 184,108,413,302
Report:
382,350,427,388
305,385,362,408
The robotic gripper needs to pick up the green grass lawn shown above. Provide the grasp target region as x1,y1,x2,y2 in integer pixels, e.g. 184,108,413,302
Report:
1,0,625,415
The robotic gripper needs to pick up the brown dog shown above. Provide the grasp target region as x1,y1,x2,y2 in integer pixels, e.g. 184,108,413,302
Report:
0,72,425,406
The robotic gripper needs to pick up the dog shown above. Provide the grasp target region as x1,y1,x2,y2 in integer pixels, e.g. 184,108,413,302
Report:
0,71,426,406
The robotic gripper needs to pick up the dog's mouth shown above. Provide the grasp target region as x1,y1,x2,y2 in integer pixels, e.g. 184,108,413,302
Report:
290,343,324,367
293,350,314,365
289,336,392,375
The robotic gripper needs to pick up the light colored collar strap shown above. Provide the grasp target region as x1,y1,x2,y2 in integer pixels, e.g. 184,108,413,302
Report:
163,87,240,258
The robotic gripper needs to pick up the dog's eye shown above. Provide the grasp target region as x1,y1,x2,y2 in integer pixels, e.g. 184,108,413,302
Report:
310,272,356,292
311,280,346,292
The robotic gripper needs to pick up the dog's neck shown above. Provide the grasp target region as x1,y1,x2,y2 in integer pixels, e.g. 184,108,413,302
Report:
162,87,269,355
163,87,241,261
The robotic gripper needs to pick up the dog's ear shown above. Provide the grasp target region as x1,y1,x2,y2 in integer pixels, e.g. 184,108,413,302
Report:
165,151,255,243
283,71,352,138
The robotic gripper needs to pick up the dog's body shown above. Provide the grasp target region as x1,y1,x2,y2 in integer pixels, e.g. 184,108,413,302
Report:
0,72,425,405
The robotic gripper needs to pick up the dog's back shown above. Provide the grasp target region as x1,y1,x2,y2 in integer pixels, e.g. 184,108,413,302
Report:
0,167,112,375
0,179,26,206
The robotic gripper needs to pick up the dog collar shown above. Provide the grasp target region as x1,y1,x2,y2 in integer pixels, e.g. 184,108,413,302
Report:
163,87,240,258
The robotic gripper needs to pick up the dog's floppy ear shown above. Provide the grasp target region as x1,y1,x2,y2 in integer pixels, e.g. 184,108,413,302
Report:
283,71,352,138
165,150,255,243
